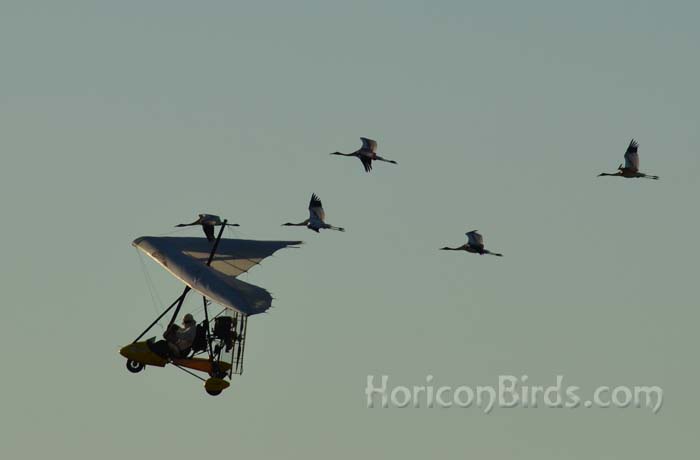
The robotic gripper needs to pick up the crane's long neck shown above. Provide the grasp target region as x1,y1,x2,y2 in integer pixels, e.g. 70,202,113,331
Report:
598,172,622,177
331,151,356,157
440,246,460,251
284,221,308,226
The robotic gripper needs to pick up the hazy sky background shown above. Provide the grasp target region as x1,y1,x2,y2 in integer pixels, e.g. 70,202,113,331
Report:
2,1,699,458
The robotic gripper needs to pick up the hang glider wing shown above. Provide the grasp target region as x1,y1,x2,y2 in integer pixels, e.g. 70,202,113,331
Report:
133,236,301,316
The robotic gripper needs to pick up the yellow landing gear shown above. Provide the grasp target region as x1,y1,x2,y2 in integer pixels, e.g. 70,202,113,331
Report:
204,378,230,396
120,340,168,375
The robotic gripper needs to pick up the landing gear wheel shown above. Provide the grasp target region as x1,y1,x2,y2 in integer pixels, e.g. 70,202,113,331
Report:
204,377,229,395
126,359,145,373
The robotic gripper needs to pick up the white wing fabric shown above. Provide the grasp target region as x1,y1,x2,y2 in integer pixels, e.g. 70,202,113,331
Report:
133,236,301,316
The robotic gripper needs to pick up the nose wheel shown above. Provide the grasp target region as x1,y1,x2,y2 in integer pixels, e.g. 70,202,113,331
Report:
126,359,145,373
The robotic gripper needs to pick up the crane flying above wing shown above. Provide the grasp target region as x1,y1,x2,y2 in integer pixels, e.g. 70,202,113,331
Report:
176,214,240,242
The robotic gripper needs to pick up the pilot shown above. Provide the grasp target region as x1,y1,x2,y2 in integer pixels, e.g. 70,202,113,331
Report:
165,313,198,357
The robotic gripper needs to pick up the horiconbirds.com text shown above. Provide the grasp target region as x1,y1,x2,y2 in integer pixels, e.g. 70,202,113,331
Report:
365,375,663,414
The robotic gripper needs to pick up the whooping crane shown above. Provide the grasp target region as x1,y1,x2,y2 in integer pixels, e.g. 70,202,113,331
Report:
440,230,503,257
175,214,240,242
282,194,345,233
598,139,659,180
331,137,397,173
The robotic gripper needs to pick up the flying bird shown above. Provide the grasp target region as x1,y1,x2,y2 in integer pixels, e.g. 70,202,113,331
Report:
440,230,503,257
283,194,345,232
598,139,659,180
175,214,240,242
331,137,397,172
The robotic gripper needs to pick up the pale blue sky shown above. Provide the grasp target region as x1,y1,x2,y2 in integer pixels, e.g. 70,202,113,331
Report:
1,1,699,459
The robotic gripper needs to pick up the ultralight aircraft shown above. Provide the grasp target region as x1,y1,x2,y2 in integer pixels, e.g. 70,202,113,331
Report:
120,218,301,395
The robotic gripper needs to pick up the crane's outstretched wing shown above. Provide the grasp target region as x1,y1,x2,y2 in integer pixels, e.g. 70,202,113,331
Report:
360,137,378,152
308,193,325,222
202,223,215,242
133,237,302,316
360,155,373,172
466,231,484,249
624,139,639,171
